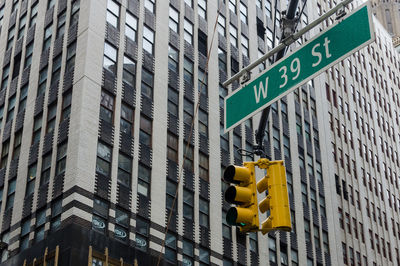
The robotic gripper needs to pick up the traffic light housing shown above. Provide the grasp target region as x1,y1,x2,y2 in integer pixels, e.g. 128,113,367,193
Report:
257,160,291,234
224,163,259,232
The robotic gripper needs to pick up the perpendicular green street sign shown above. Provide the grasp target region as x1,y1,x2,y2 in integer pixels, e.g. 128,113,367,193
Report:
224,2,375,132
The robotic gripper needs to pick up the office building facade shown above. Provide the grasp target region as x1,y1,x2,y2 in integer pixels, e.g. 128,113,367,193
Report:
0,0,398,265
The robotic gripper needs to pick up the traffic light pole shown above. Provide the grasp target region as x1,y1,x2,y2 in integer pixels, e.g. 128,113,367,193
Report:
254,0,299,156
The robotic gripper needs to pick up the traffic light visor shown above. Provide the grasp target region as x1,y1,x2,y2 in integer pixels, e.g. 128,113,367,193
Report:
226,207,254,226
224,165,251,184
225,186,252,204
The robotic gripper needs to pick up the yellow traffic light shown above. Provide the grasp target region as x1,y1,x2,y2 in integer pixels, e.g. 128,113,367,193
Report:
257,160,291,234
224,163,259,232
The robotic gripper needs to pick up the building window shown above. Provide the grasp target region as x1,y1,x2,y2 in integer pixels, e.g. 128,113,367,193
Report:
61,90,72,122
96,142,112,177
0,5,4,27
241,35,249,57
239,3,248,24
114,208,129,242
122,56,136,87
47,0,56,9
0,141,9,169
103,42,118,76
18,84,28,113
199,152,209,181
20,219,31,250
249,232,258,253
18,14,27,39
166,180,177,212
167,87,178,116
167,132,178,162
183,58,194,85
184,19,193,45
25,164,37,197
135,218,149,251
125,12,137,41
169,6,179,33
144,0,155,13
182,239,194,266
51,198,62,232
32,114,42,145
217,15,226,36
165,233,177,263
24,41,34,69
12,131,22,159
228,0,236,13
143,26,154,54
199,248,210,266
222,209,232,239
198,0,207,19
43,24,53,51
184,0,193,8
137,164,151,197
65,41,76,73
198,30,207,56
198,68,208,97
183,189,193,220
106,0,120,28
56,11,66,38
139,115,152,147
29,2,38,27
70,0,80,26
199,197,209,227
168,45,179,73
6,26,15,50
46,103,57,133
1,64,10,90
92,198,109,234
6,95,16,122
198,108,208,136
218,48,227,72
304,220,311,244
183,144,194,171
35,209,46,242
229,25,238,47
41,152,52,185
141,68,154,99
120,103,134,136
5,179,16,211
55,143,67,176
117,153,132,187
100,90,114,124
269,236,277,263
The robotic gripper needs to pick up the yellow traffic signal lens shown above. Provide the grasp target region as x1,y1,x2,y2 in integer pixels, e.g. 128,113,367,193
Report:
225,186,253,204
224,165,251,184
256,176,268,193
258,196,270,213
226,207,255,226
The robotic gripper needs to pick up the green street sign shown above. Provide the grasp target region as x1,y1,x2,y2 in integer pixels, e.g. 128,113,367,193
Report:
224,3,375,132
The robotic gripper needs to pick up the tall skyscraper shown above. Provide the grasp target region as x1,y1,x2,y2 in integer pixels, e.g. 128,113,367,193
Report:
371,0,400,51
0,0,398,266
371,0,400,37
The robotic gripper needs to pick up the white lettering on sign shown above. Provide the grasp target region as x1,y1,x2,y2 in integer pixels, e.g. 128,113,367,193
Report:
254,77,269,103
311,37,332,67
311,43,322,67
290,58,301,80
279,66,288,88
324,37,332,58
279,57,301,88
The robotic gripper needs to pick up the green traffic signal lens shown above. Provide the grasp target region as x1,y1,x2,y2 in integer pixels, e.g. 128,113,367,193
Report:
226,207,238,225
